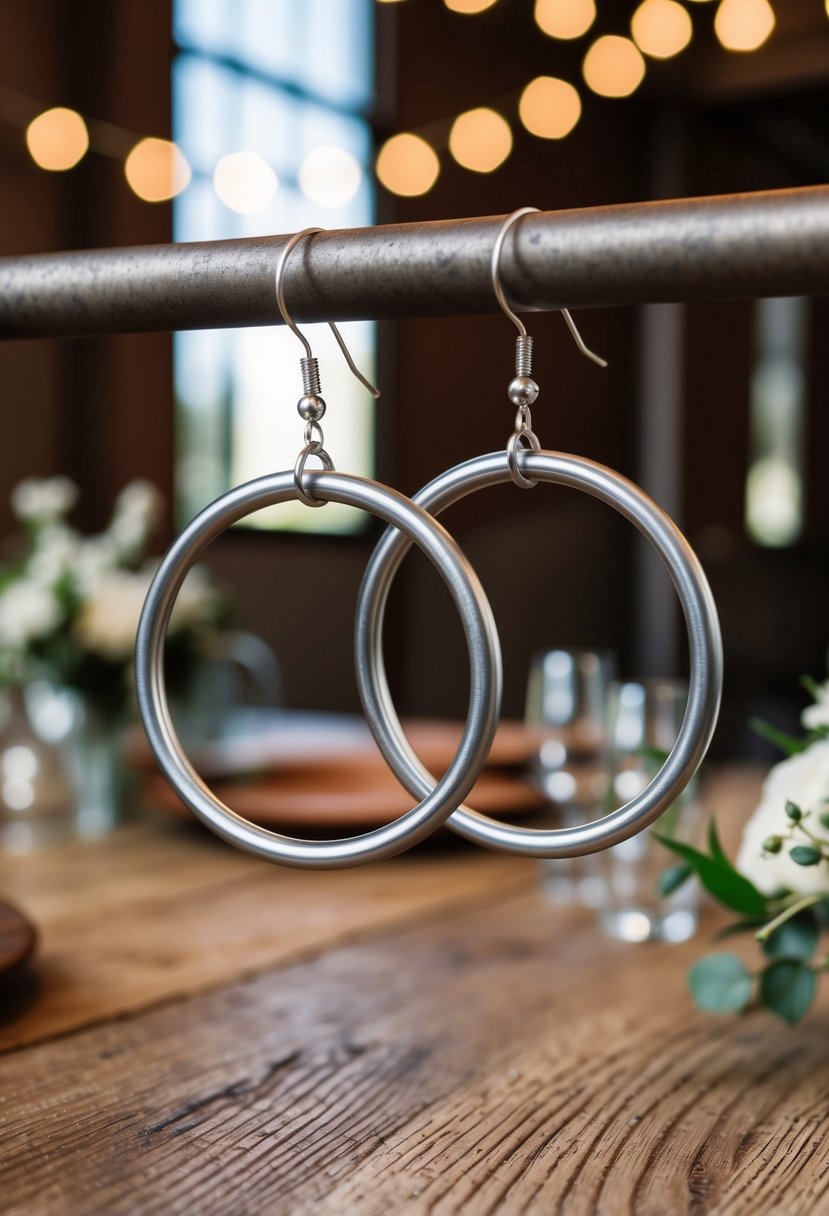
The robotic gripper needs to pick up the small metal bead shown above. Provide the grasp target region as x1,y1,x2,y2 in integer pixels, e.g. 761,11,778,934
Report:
297,394,326,422
508,376,539,408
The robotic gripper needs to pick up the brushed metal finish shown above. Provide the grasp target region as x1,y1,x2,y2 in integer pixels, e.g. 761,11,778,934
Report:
135,470,502,869
2,186,829,337
356,449,723,858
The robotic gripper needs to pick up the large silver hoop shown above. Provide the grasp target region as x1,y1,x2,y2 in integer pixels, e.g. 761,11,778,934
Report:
356,448,723,858
136,469,502,869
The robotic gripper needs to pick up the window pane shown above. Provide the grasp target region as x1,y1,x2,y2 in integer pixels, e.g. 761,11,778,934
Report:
172,0,375,534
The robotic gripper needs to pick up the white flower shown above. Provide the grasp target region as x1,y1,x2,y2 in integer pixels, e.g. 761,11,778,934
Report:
73,536,119,597
0,579,62,647
802,680,829,731
72,565,216,661
11,477,78,525
26,524,79,587
72,569,151,660
108,480,162,560
736,740,829,896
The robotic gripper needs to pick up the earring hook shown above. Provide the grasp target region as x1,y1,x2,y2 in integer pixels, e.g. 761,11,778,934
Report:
491,207,607,369
275,227,381,399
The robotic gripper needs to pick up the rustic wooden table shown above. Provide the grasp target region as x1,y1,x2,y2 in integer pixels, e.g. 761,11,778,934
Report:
1,768,828,1215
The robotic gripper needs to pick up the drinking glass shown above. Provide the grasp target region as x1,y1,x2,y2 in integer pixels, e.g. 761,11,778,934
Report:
598,679,700,943
525,648,617,906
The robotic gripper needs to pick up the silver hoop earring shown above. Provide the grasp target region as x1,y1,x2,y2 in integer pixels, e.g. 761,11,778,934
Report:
135,228,502,869
356,208,723,859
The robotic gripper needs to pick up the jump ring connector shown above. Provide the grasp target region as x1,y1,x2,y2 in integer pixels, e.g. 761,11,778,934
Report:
294,442,334,508
506,427,541,489
303,419,325,447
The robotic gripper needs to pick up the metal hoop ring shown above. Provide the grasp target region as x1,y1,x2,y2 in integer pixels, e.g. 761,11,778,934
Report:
294,442,334,507
356,448,722,858
135,469,501,869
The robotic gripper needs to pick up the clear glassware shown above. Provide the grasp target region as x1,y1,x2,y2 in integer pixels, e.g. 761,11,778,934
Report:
525,648,617,906
598,679,700,943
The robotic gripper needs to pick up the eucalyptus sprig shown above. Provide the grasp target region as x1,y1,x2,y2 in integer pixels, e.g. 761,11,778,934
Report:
658,812,829,1023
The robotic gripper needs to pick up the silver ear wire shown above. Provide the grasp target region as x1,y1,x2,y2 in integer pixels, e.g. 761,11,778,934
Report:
275,227,381,407
491,206,608,372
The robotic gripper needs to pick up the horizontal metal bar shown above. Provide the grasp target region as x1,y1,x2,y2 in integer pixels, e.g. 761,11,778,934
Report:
1,185,828,339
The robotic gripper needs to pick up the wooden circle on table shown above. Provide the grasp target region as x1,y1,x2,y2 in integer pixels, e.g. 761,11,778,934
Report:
0,900,37,979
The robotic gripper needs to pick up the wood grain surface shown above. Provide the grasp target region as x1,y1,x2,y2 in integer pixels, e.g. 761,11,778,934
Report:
3,767,827,1215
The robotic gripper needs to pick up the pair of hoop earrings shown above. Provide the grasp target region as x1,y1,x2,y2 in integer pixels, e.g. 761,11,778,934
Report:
135,210,723,870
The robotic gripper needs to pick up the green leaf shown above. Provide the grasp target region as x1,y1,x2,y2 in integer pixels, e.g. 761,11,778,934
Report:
641,745,670,767
658,862,693,898
762,914,821,961
789,845,822,867
800,674,823,700
689,953,753,1014
652,834,767,917
750,717,809,757
759,959,818,1024
707,819,729,866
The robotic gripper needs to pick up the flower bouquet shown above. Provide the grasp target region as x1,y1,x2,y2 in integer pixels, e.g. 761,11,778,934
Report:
658,678,829,1024
0,476,226,719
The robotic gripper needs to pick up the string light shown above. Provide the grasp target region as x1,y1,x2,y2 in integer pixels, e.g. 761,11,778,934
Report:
376,133,440,196
124,138,190,202
449,107,512,172
631,0,693,59
299,146,362,208
583,36,646,97
714,0,776,52
213,151,277,214
444,0,498,11
12,1,772,207
519,77,581,139
25,107,89,171
534,0,596,40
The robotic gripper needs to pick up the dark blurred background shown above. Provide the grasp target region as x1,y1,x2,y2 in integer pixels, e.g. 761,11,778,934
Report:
0,0,827,758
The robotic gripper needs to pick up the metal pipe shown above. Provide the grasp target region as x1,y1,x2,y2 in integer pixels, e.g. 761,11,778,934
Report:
0,184,827,339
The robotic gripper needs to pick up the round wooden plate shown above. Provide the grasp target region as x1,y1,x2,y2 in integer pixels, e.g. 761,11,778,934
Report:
144,762,546,830
0,899,37,980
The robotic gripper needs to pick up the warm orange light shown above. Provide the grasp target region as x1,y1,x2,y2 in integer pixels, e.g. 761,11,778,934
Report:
534,0,596,40
714,0,776,52
631,0,693,59
124,138,191,202
444,0,498,11
583,35,646,97
376,133,440,197
449,108,512,173
519,77,581,140
25,107,89,171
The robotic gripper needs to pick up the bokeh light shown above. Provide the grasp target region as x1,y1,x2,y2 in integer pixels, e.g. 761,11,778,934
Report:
714,0,776,52
631,0,693,59
444,0,498,11
449,107,513,172
583,36,646,97
124,138,191,202
212,151,278,214
519,77,581,140
299,146,362,208
534,0,596,40
25,107,89,171
376,133,440,196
